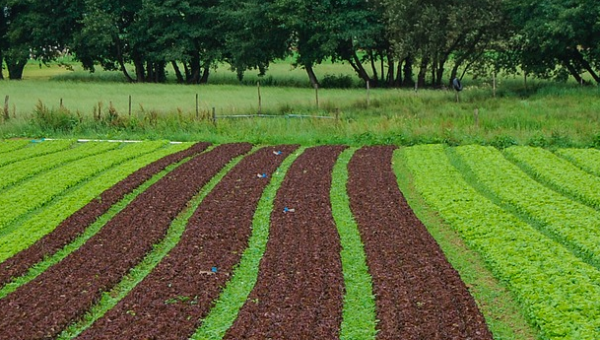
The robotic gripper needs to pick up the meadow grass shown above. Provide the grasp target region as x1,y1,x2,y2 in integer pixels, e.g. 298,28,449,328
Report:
1,60,600,147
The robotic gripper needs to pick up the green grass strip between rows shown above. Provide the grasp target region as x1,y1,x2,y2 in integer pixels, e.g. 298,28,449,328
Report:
0,156,191,298
330,148,378,340
190,147,304,340
56,148,251,339
0,143,193,262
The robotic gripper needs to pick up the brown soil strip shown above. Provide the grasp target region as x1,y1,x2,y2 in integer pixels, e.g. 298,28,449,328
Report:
0,143,251,340
346,146,492,340
76,145,298,340
223,145,347,340
0,142,210,288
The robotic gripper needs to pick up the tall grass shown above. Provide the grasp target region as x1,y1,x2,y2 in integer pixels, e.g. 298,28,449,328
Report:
2,61,600,146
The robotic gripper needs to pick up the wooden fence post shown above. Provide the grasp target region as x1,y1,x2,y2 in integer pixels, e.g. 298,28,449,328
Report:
366,80,370,107
257,82,262,115
315,84,319,110
3,95,9,121
129,95,132,117
195,93,199,119
493,73,497,98
474,108,479,128
212,107,216,127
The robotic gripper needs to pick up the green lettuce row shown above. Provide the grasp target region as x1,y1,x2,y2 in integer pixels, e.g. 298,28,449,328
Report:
504,146,600,210
452,145,600,268
401,144,600,340
0,140,30,154
555,148,600,177
0,139,75,167
0,142,193,263
0,142,120,192
0,141,168,235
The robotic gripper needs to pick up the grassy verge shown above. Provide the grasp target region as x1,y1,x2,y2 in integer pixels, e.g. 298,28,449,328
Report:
1,74,600,147
190,147,304,340
55,149,249,339
393,147,539,340
330,148,378,340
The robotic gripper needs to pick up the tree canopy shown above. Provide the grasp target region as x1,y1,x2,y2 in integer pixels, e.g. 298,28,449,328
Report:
1,0,599,86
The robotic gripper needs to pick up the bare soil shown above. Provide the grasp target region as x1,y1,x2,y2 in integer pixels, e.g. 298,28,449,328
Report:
223,145,347,340
0,143,251,340
76,145,298,340
0,142,210,288
346,146,492,340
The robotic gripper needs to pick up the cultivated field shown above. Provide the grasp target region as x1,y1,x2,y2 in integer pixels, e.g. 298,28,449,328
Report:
0,139,599,339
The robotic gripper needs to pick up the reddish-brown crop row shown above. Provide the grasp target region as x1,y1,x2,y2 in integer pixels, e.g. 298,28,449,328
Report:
347,146,492,340
0,143,251,340
0,142,210,288
77,145,298,339
224,145,347,339
0,144,492,339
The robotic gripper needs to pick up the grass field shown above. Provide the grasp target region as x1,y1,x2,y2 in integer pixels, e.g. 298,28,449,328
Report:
1,59,600,147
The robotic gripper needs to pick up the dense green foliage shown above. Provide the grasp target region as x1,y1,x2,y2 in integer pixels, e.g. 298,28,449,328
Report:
402,144,600,340
2,0,599,86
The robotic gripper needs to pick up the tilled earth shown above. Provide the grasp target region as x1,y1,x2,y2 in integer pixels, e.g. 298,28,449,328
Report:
346,146,492,340
0,143,251,340
224,145,347,340
76,145,298,340
0,142,210,288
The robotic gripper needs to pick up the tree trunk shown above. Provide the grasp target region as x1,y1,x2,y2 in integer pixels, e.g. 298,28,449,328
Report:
574,51,600,83
0,52,4,80
417,57,429,88
436,57,447,87
172,61,184,83
402,55,414,87
386,53,395,87
305,63,319,88
5,56,27,80
394,58,403,88
348,52,372,85
116,40,134,83
199,67,210,84
563,60,584,84
187,54,201,84
368,50,379,86
133,57,145,83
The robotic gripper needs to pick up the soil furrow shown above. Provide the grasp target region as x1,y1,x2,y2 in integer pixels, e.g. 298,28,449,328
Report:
76,145,298,340
0,143,251,340
346,146,492,340
224,145,346,340
0,142,209,288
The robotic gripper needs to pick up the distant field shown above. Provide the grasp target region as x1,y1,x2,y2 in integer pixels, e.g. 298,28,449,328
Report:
1,60,600,147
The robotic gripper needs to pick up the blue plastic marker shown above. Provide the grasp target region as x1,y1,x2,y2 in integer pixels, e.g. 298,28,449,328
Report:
211,267,218,273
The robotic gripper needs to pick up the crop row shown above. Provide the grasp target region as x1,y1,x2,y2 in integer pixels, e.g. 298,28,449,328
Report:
0,143,252,339
0,141,168,233
0,139,74,167
504,146,600,210
0,139,29,154
401,144,600,340
0,141,120,191
555,147,600,177
0,142,194,263
451,145,600,269
0,142,208,289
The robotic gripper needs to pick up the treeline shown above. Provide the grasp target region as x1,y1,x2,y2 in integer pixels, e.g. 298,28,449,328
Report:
1,0,599,87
